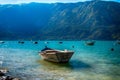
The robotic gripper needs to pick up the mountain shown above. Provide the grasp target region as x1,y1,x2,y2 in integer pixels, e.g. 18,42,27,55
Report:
0,1,120,40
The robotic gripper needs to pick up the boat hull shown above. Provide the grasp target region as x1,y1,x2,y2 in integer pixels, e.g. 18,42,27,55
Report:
85,41,95,46
86,42,94,45
40,51,74,63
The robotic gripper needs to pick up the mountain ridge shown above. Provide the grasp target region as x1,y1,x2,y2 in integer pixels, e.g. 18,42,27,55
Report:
0,1,120,40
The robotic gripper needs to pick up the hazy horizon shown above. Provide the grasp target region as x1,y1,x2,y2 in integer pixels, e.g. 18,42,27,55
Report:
0,0,120,4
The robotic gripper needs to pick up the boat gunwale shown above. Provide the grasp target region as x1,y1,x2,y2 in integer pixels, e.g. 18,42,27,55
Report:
40,49,74,53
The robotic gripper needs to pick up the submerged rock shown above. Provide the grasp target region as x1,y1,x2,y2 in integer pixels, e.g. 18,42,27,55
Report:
0,71,5,76
0,68,20,80
12,78,20,80
0,75,20,80
5,76,14,80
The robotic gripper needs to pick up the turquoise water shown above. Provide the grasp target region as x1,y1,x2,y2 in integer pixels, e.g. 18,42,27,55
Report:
0,41,120,80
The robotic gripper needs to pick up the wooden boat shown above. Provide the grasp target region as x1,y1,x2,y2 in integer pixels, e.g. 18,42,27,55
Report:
39,47,74,63
85,41,95,46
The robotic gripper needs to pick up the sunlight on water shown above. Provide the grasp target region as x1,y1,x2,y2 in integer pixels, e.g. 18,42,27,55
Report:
0,41,120,80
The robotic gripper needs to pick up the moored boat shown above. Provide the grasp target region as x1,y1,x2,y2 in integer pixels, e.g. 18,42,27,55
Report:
85,41,95,46
59,42,63,44
18,41,24,44
39,47,74,63
44,41,49,44
33,41,38,44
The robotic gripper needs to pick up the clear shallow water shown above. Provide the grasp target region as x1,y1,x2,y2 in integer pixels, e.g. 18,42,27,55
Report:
0,41,120,80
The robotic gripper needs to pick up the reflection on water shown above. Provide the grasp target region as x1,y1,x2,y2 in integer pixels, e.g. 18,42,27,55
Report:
0,41,120,80
37,59,92,71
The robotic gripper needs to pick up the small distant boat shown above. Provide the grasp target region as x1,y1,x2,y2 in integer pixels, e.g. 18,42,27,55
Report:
44,41,49,44
72,45,74,48
39,47,74,63
0,41,5,44
110,48,114,51
33,41,38,44
85,41,95,46
18,41,24,44
59,41,63,44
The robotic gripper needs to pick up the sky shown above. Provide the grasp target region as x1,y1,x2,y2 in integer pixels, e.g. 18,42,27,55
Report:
0,0,119,4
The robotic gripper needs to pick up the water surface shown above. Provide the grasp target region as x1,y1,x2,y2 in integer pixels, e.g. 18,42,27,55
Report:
0,41,120,80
